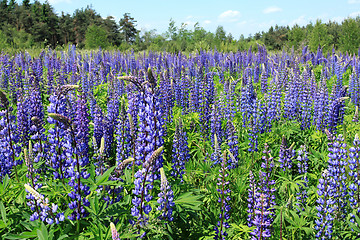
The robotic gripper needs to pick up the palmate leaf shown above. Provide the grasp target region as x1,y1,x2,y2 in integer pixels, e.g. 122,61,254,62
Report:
3,230,38,239
36,222,49,240
92,166,116,189
0,201,7,227
174,192,203,211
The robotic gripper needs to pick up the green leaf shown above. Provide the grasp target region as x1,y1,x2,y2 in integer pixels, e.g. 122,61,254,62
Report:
174,192,203,211
37,222,49,240
0,201,7,226
4,230,38,239
95,166,116,187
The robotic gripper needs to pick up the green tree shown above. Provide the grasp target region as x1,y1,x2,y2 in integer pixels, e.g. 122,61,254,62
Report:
0,29,9,50
102,16,121,46
73,6,102,47
85,24,109,49
340,18,360,54
59,12,74,45
309,20,333,53
288,24,306,50
166,18,177,41
215,25,226,45
119,13,138,44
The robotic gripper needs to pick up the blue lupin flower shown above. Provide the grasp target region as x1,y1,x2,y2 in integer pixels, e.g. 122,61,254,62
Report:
171,118,190,181
348,134,360,223
0,89,22,180
250,144,276,239
157,168,175,221
226,121,239,169
295,145,309,212
24,183,64,225
278,136,294,171
247,171,257,228
315,170,335,240
325,130,348,216
116,98,132,165
214,151,231,240
132,146,164,227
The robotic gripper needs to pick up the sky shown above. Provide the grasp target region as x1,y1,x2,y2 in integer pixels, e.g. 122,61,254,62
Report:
37,0,360,39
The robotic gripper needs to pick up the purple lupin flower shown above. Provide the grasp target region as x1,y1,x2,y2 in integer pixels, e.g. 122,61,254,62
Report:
0,89,22,180
295,145,309,212
226,121,239,169
325,130,348,217
157,168,175,221
315,170,335,240
24,183,64,225
171,118,190,181
214,151,231,240
250,144,276,240
278,136,294,171
110,222,121,240
132,146,164,227
47,86,73,180
116,98,131,165
348,134,360,223
247,171,257,228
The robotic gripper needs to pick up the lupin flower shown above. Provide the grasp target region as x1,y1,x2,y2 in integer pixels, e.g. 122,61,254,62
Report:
47,88,70,180
49,110,91,221
278,136,294,171
325,130,348,216
110,222,121,240
226,121,239,169
157,168,175,221
0,89,22,180
214,152,231,240
295,145,309,211
315,170,335,240
171,118,190,181
116,98,132,165
211,134,223,166
247,171,257,228
353,106,359,122
24,184,64,224
134,71,165,174
250,144,276,239
348,134,360,223
132,146,164,226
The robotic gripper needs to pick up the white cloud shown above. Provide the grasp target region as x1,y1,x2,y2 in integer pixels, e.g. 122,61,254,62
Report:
203,20,212,25
218,10,241,22
332,16,345,23
237,20,248,26
263,6,282,14
348,0,360,4
350,11,360,17
290,15,307,26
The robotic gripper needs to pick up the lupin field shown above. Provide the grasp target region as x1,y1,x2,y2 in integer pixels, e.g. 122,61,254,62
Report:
0,45,360,240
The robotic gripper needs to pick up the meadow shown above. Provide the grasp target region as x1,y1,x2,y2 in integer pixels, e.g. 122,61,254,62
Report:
0,45,359,240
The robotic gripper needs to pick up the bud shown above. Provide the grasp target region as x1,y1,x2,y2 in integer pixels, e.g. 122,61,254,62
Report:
48,113,72,127
110,222,120,240
61,84,79,94
0,89,9,108
353,106,359,122
99,137,105,155
144,146,164,169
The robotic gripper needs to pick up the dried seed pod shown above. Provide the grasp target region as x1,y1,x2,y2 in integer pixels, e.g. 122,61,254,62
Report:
0,89,9,108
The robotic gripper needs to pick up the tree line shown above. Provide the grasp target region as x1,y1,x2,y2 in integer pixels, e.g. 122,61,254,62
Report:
0,0,360,54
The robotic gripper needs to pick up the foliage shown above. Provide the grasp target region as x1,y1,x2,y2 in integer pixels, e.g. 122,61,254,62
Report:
85,25,110,49
0,44,360,240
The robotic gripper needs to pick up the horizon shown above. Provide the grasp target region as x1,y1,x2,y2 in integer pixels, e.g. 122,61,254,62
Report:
31,0,360,39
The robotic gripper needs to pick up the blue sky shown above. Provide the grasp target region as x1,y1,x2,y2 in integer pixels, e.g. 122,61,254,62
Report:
39,0,360,38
